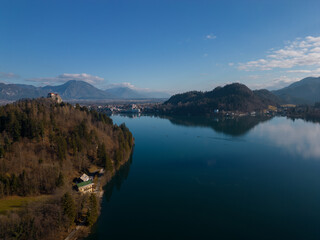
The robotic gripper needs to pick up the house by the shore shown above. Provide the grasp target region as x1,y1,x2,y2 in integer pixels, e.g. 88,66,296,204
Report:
77,180,94,193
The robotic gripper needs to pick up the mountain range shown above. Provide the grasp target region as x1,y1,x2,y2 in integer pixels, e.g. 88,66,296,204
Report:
0,80,169,100
272,77,320,104
0,77,320,104
161,77,320,114
0,81,109,100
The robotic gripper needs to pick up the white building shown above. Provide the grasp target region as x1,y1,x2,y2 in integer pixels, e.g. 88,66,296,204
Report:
80,173,90,182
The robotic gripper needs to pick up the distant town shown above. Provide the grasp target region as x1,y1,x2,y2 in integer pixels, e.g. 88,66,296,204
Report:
75,102,294,118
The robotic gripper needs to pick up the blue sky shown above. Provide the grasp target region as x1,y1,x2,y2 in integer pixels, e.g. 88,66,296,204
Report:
1,0,320,93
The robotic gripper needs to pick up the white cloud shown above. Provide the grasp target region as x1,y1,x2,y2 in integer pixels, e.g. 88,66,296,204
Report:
286,68,320,74
310,47,320,52
0,72,20,80
28,73,104,85
205,33,216,40
247,75,260,80
106,82,137,89
248,75,300,90
286,70,312,73
238,36,320,71
228,62,234,66
58,73,104,84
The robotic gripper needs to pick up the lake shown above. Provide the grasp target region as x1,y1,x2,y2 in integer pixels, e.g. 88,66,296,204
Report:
87,115,320,240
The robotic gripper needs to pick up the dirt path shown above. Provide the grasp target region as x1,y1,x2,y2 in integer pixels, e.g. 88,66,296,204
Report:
64,226,85,240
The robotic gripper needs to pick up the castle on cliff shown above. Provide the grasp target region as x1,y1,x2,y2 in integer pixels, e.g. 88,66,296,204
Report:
47,93,62,103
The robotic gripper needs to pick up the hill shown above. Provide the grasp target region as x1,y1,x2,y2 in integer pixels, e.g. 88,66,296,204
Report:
273,77,320,104
162,83,279,115
43,80,113,99
105,86,170,99
253,89,284,105
0,98,133,239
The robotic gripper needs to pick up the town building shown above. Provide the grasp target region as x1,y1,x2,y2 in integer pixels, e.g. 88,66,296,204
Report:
80,173,90,182
77,180,94,193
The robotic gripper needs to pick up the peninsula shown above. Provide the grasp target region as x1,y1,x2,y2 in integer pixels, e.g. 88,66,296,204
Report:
0,97,134,240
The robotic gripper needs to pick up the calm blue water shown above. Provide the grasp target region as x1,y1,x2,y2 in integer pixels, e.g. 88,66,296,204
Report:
87,115,320,240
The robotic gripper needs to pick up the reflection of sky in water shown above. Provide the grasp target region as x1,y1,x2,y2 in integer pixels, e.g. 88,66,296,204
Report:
254,118,320,159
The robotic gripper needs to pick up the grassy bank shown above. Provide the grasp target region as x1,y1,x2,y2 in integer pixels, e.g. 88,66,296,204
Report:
0,195,51,214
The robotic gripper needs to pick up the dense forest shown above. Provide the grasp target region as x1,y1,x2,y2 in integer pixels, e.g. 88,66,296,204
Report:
0,98,134,239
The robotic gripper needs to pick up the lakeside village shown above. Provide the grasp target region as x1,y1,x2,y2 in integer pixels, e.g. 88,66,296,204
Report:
81,102,297,118
48,92,299,119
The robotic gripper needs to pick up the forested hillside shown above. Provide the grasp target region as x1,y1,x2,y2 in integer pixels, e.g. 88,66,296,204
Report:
161,83,279,115
0,98,134,239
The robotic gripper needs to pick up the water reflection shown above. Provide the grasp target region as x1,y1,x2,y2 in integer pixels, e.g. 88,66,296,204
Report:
87,115,320,240
256,119,320,159
162,115,273,136
104,153,133,202
112,113,141,118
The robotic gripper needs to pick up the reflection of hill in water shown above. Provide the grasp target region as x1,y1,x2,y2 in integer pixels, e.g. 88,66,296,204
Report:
104,153,133,202
164,115,273,136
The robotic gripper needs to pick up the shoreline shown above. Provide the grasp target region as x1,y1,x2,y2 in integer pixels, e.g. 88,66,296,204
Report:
64,146,134,240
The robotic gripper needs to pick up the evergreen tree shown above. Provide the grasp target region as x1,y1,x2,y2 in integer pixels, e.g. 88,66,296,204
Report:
10,174,19,194
105,155,113,173
56,136,67,162
87,193,98,226
114,147,123,169
19,170,28,196
0,182,4,198
0,145,4,158
97,143,107,166
56,172,64,187
61,192,76,226
97,142,113,171
77,120,88,139
11,118,21,141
